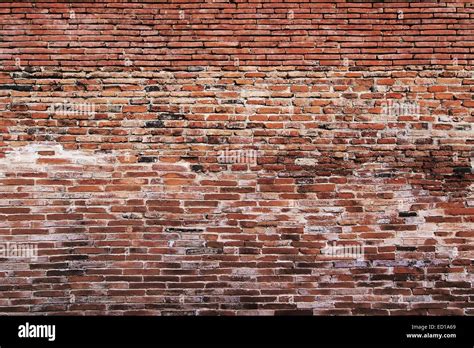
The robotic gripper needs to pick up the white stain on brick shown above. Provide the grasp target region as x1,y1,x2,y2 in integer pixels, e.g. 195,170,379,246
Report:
0,143,115,171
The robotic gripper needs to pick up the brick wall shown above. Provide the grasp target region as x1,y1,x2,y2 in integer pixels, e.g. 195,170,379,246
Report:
0,0,472,315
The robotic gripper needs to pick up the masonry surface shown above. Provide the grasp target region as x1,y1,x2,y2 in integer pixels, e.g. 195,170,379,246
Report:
0,0,473,315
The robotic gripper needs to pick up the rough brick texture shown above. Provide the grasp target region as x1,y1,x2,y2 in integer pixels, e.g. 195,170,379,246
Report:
0,0,473,315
